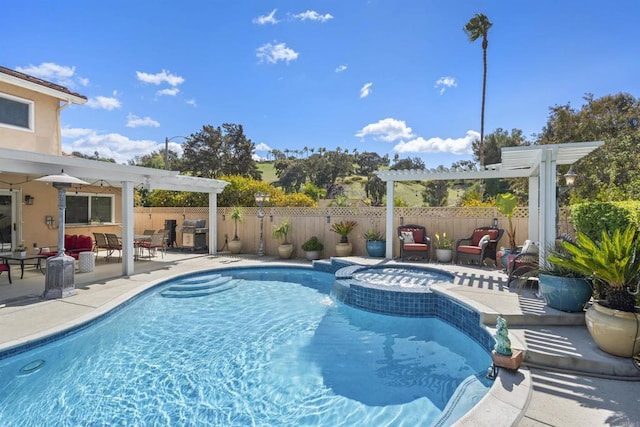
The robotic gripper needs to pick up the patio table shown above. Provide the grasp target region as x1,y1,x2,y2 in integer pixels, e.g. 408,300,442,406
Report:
0,253,47,279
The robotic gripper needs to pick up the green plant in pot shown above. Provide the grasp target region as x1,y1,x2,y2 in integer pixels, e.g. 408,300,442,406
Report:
434,232,453,263
301,236,324,260
272,219,293,259
228,207,243,254
549,225,640,357
330,220,358,256
362,227,385,257
496,192,518,268
537,241,592,313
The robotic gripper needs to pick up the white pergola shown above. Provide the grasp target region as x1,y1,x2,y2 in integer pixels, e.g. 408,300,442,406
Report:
376,141,604,262
0,147,228,276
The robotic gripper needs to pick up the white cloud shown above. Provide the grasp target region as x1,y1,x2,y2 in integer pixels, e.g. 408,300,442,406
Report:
126,113,160,128
355,118,414,142
15,62,88,88
61,127,94,138
335,64,347,73
293,10,334,22
136,70,184,86
157,87,180,96
185,98,197,107
255,142,271,151
360,82,373,98
435,76,457,95
253,9,278,25
256,42,299,64
86,96,121,110
394,130,478,155
62,129,183,164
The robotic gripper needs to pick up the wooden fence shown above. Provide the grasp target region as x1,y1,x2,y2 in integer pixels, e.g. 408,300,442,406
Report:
133,206,530,259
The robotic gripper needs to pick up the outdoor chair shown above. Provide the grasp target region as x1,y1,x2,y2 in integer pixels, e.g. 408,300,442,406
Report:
0,261,11,284
507,240,540,291
93,232,112,259
104,233,122,262
138,232,165,259
455,227,503,266
397,224,431,261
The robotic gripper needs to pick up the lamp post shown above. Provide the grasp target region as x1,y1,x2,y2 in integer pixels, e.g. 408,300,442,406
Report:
164,135,188,170
254,192,270,256
35,170,88,299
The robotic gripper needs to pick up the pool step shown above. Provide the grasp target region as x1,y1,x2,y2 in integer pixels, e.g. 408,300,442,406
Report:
161,276,236,298
509,325,640,378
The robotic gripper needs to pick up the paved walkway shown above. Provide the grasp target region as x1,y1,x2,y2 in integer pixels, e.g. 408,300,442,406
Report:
0,253,638,426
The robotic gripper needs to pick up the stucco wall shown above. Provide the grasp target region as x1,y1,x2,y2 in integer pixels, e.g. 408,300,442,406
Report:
0,82,61,155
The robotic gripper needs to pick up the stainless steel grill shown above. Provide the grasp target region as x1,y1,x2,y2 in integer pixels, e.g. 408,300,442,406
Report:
181,219,208,251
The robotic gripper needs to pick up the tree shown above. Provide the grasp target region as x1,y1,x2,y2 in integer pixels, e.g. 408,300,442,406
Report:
463,13,493,167
181,123,261,180
390,156,425,171
364,174,386,206
356,151,389,176
536,93,640,201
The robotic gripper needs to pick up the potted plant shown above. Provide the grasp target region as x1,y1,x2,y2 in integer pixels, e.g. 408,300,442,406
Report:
536,241,592,312
434,232,453,263
301,236,324,260
549,225,640,357
496,192,518,268
330,220,358,256
362,228,385,257
228,207,243,254
272,219,293,259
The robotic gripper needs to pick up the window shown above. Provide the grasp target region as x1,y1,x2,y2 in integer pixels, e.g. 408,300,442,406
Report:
0,93,34,131
65,193,114,224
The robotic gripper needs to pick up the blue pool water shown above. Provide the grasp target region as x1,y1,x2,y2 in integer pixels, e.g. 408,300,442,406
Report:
0,267,491,426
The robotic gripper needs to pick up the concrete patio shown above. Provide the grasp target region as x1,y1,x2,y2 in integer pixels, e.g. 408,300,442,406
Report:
0,252,638,426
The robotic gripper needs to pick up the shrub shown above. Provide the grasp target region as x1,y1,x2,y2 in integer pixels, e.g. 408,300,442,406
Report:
570,202,635,242
302,236,324,251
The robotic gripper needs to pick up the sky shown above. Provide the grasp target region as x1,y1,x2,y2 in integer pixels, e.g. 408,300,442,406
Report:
3,1,640,168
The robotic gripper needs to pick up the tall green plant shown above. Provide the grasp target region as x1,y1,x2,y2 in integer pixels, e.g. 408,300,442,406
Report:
496,192,518,249
548,225,640,312
230,207,242,241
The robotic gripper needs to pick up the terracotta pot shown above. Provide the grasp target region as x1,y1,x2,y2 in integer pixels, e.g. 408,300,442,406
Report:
335,242,352,257
277,244,294,259
585,302,640,357
228,239,242,254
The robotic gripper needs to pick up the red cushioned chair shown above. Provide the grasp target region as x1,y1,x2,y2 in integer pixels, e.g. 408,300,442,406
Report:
0,261,11,284
455,227,503,266
397,224,431,261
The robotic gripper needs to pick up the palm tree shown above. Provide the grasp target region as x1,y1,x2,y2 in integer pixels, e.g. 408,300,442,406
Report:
463,13,493,167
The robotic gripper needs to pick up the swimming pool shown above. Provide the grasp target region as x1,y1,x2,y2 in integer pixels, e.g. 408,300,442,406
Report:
0,266,492,426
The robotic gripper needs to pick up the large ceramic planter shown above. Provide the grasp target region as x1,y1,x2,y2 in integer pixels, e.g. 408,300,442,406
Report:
435,249,452,263
538,274,593,312
304,250,321,261
277,244,294,259
365,241,385,257
228,239,242,254
335,242,352,257
585,303,640,357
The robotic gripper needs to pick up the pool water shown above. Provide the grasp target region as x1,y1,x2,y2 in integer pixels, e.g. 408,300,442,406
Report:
0,267,491,426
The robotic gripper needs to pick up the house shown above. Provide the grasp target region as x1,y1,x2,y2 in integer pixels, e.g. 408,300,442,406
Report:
0,65,227,276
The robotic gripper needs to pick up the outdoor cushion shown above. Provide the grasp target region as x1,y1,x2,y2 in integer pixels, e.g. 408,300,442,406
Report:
403,243,428,251
457,245,482,255
401,231,415,243
471,229,499,246
479,234,490,246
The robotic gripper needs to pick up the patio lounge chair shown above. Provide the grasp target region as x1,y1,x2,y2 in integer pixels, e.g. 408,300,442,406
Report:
455,227,503,266
104,233,122,262
397,224,431,261
138,232,165,259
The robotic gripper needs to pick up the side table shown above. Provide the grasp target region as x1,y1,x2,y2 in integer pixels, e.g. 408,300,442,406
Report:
78,251,95,273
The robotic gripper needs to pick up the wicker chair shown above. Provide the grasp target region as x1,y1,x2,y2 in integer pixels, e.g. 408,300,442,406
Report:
397,224,431,261
455,227,503,265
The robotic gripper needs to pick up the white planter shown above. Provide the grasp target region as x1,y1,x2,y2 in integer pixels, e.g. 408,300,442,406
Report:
304,250,321,260
228,239,242,254
435,248,452,263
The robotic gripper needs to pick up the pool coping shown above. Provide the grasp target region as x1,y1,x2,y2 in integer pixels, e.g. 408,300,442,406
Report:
0,258,531,426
